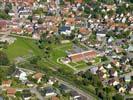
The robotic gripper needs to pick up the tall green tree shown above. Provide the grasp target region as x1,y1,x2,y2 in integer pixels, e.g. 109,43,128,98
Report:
113,94,124,100
0,51,9,65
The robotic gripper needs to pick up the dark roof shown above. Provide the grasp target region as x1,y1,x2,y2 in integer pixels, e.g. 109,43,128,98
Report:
0,96,3,100
23,89,30,93
13,68,21,76
23,93,31,98
59,26,70,32
45,87,55,93
70,91,79,97
60,84,69,91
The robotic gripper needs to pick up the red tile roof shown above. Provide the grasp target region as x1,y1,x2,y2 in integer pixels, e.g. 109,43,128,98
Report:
11,27,22,33
66,18,75,25
68,50,97,62
69,53,84,62
0,20,7,28
51,96,59,100
7,87,16,96
83,50,97,58
75,0,83,3
2,80,12,86
79,27,91,35
34,73,43,80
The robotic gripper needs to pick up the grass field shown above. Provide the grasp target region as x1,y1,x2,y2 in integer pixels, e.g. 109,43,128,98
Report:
51,43,72,62
68,61,88,69
4,37,42,61
4,37,88,71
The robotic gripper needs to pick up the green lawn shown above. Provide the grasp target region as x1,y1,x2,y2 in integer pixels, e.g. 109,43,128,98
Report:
4,37,42,61
51,43,72,62
69,62,77,66
37,42,74,72
74,61,88,69
93,56,101,63
68,61,88,69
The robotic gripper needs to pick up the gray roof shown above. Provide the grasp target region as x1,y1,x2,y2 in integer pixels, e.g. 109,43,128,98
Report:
0,97,3,100
128,45,133,52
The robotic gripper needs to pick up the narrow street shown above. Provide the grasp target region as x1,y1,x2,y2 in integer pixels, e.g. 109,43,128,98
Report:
18,67,95,100
30,87,44,100
58,79,95,100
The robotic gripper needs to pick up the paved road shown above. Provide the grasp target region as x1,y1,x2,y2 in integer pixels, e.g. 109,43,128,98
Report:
58,79,95,100
30,86,44,100
19,67,95,100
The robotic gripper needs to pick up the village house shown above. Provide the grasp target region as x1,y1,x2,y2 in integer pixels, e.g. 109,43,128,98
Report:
109,69,118,77
19,70,27,82
90,67,98,74
59,26,71,36
22,89,32,100
127,44,133,52
48,77,57,85
12,68,27,82
25,81,34,87
51,96,59,100
96,30,106,41
19,12,32,18
0,20,7,32
2,80,12,88
124,75,131,83
43,87,57,97
129,85,133,94
68,50,97,62
79,27,91,36
6,87,16,97
98,66,107,73
32,72,43,83
118,86,126,93
97,70,107,81
8,10,16,17
108,79,120,86
11,27,23,34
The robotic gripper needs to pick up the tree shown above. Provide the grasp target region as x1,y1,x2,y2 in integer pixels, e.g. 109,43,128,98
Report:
116,4,127,14
38,18,43,24
84,0,91,3
29,56,40,64
4,3,12,14
107,10,115,17
27,16,33,22
99,0,114,4
101,56,108,61
113,94,124,100
33,8,44,15
5,2,12,9
0,10,11,19
0,51,9,65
